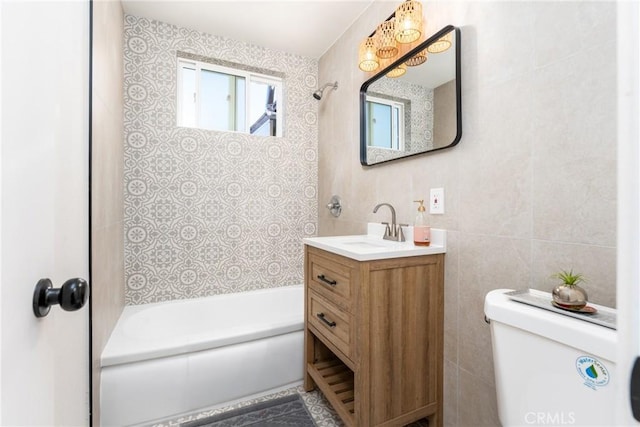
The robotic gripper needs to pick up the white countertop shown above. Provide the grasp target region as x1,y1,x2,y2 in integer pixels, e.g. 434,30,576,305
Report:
303,223,446,261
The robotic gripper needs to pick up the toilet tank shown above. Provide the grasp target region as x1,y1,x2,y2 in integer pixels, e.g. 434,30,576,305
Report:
484,289,617,426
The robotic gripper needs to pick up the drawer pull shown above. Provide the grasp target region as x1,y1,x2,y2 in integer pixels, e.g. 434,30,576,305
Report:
316,312,336,328
317,274,337,287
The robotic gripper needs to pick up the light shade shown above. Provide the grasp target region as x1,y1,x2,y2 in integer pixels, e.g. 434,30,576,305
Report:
405,49,427,66
395,0,423,44
386,63,407,78
358,37,380,72
427,32,452,53
376,18,398,59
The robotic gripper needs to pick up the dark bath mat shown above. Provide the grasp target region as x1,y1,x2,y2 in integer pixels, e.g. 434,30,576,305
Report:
181,394,316,427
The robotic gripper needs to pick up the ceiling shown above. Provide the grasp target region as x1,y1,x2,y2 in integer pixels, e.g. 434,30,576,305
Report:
121,0,375,58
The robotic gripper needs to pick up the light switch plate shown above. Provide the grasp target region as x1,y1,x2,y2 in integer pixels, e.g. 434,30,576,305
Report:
430,188,444,214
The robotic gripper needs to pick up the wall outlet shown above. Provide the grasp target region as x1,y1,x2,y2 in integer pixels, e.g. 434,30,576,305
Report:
430,188,444,214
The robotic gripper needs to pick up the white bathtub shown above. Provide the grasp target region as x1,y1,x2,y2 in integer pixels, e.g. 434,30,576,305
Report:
100,285,304,426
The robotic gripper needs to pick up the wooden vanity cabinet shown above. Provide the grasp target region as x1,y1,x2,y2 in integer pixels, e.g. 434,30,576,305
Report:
304,245,444,427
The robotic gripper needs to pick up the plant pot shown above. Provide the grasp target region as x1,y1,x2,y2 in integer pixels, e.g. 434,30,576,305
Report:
552,284,588,309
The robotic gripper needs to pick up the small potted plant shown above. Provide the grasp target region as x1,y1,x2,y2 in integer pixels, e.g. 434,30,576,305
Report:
551,269,588,310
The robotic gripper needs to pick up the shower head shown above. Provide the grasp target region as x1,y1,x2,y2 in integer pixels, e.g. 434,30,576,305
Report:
313,81,338,100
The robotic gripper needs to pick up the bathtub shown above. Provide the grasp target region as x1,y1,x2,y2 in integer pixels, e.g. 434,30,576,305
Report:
100,285,304,426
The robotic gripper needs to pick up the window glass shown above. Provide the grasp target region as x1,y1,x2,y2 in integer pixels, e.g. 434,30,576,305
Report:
249,80,277,136
366,96,404,150
200,69,246,132
179,65,196,128
177,59,282,137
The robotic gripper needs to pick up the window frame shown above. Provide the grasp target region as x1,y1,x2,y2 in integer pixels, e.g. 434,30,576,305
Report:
177,59,283,137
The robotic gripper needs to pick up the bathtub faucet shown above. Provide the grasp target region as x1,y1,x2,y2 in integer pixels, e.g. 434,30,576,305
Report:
373,202,405,242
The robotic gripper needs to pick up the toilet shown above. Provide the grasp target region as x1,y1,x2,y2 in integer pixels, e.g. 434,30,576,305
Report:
484,289,617,426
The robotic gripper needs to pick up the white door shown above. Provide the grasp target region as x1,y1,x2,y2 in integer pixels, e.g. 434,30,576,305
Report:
1,1,90,425
617,1,640,425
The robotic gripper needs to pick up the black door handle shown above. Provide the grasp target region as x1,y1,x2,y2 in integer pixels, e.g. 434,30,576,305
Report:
32,278,89,318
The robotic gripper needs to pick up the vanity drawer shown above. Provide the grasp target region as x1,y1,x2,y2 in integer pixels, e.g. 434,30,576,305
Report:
308,291,351,359
309,253,352,309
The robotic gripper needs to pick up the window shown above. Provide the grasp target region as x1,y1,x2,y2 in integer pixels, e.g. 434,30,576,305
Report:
365,95,405,150
177,59,283,137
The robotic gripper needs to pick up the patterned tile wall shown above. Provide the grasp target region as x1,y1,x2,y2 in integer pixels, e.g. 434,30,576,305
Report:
124,15,318,304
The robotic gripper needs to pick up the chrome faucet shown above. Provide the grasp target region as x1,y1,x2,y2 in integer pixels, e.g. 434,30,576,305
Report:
373,203,406,242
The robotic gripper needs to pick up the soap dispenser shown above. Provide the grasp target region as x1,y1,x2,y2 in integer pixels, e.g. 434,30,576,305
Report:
413,200,431,246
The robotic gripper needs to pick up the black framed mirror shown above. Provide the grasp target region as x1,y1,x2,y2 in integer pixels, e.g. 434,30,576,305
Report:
360,25,461,166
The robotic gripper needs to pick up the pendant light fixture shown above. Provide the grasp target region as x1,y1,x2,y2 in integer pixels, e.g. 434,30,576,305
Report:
427,32,452,53
357,0,426,73
395,0,423,44
376,18,398,59
386,63,407,78
405,49,427,66
358,37,380,72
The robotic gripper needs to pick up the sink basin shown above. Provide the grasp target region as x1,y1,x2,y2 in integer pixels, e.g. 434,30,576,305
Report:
343,240,394,249
303,223,446,261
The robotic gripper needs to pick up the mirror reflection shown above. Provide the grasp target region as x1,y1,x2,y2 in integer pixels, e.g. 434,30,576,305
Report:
360,26,461,166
